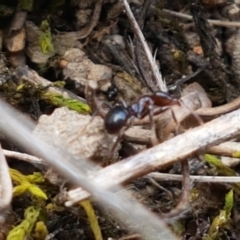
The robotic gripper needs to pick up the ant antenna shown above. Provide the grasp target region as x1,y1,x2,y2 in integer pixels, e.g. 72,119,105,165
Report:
118,96,128,108
82,81,111,133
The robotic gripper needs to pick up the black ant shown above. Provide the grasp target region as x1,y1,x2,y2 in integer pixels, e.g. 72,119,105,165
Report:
86,81,201,159
100,91,182,159
104,91,180,135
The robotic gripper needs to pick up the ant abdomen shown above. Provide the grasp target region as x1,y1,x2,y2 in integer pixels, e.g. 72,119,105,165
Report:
104,105,129,134
153,92,180,107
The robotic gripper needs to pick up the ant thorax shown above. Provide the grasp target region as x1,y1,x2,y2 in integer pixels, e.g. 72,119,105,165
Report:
130,97,154,119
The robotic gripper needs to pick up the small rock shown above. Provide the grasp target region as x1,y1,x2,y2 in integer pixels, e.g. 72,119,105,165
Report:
5,28,26,52
25,21,54,65
87,64,112,81
33,107,120,164
25,45,52,65
53,34,82,56
75,9,92,28
61,48,112,86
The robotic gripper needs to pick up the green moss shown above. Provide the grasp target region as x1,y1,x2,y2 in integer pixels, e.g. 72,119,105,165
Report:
19,0,34,11
42,92,91,114
39,20,54,54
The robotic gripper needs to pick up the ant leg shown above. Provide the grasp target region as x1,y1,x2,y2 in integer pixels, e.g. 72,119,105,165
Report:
160,159,190,219
170,108,180,131
159,126,190,219
108,127,125,161
81,101,112,134
148,104,155,130
179,99,204,126
154,106,182,143
118,96,128,108
108,116,135,161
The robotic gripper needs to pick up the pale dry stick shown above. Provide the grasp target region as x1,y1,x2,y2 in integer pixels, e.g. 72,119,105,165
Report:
0,145,12,223
207,141,240,156
163,9,240,28
121,0,167,91
125,127,240,157
0,100,177,240
119,233,141,240
67,108,240,205
147,172,240,183
3,149,43,164
196,95,240,119
124,127,153,145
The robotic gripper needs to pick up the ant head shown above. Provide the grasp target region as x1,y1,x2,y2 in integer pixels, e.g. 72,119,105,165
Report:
104,105,129,134
106,84,119,102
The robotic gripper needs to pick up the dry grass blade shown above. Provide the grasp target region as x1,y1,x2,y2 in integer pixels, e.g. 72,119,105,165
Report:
121,0,166,91
0,145,13,223
0,100,177,240
163,9,240,28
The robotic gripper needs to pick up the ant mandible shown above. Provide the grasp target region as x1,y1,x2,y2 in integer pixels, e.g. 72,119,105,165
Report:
104,91,180,135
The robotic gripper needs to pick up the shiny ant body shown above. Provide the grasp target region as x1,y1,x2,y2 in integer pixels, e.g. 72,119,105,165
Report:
104,91,180,135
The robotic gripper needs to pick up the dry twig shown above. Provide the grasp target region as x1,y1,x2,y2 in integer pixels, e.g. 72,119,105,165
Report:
67,108,240,205
196,95,240,118
3,149,43,164
121,0,166,91
163,9,240,28
147,172,240,183
62,0,103,40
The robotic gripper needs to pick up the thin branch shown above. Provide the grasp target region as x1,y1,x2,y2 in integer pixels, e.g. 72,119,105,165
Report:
163,9,240,28
147,172,240,183
121,0,166,91
61,0,103,39
196,95,240,118
3,149,43,164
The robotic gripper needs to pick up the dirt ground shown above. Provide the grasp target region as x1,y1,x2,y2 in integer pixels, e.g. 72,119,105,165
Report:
1,0,240,239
